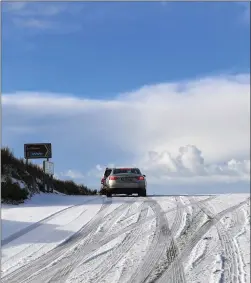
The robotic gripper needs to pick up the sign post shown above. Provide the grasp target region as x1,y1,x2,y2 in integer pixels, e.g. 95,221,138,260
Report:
24,143,53,193
43,160,54,193
43,160,54,175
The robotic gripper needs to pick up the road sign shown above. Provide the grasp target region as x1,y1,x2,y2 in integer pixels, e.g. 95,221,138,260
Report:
43,161,54,175
24,143,52,159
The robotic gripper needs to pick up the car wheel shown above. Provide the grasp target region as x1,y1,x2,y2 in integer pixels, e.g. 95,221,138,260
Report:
138,189,146,197
106,191,112,197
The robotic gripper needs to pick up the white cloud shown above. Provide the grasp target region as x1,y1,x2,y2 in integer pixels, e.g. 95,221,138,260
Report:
4,2,28,12
138,145,250,182
4,2,65,17
2,73,250,193
86,145,249,187
12,18,54,30
60,170,85,180
4,2,72,17
3,2,82,32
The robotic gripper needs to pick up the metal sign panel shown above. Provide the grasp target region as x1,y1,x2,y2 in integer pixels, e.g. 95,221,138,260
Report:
24,143,52,159
43,161,54,175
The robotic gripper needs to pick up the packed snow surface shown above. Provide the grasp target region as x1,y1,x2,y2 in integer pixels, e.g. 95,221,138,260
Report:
1,193,250,283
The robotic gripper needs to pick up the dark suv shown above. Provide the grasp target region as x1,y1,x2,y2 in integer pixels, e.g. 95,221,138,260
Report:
99,168,112,195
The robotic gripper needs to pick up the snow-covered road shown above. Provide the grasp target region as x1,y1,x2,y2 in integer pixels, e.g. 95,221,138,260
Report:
1,193,250,283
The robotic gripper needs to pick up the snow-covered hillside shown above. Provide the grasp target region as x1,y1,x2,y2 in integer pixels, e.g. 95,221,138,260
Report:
1,193,250,283
1,147,96,203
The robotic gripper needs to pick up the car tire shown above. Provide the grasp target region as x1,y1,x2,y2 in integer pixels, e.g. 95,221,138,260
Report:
106,191,112,197
138,189,146,197
100,188,106,195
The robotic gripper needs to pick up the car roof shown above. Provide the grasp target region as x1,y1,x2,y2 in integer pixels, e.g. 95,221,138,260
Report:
105,166,139,170
112,167,140,170
105,167,140,171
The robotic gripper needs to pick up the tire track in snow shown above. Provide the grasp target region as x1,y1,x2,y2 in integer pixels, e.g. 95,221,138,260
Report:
120,196,215,283
176,197,193,240
1,196,220,283
156,197,250,283
118,201,143,222
65,202,149,282
66,195,215,283
176,196,247,282
145,196,213,283
1,197,100,246
186,208,247,282
128,198,186,283
170,196,185,239
231,209,244,235
1,206,88,271
172,196,217,282
176,196,217,252
232,204,250,283
127,199,171,283
1,200,113,283
190,237,211,269
196,201,247,283
116,208,157,283
23,200,137,283
147,205,186,283
44,201,136,283
3,198,139,283
87,202,150,283
106,202,145,237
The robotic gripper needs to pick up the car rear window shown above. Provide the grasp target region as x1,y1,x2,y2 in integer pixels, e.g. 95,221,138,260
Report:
113,168,141,174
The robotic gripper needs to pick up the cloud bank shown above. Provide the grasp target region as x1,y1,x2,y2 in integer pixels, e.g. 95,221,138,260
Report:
139,145,250,183
2,73,250,193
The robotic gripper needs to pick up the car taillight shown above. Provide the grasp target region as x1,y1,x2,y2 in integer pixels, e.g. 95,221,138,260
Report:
138,176,144,180
109,176,118,180
101,178,105,184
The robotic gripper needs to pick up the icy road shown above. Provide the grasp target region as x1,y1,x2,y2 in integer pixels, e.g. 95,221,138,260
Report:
1,193,250,283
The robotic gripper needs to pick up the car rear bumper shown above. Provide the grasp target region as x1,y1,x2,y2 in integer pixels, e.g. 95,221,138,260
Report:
108,181,145,189
106,187,146,194
106,181,145,193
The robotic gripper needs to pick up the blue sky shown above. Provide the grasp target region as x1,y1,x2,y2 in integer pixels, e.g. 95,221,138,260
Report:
2,2,250,193
2,2,250,97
